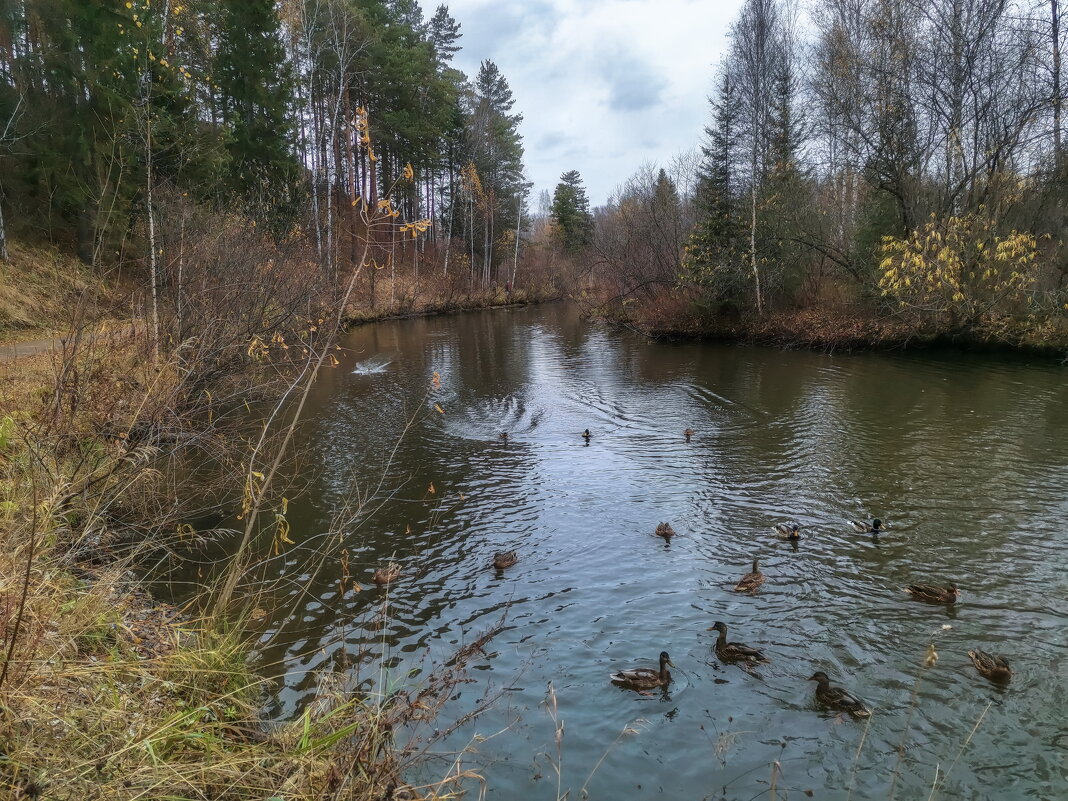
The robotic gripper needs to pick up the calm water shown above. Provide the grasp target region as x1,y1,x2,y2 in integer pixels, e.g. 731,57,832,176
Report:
183,304,1068,799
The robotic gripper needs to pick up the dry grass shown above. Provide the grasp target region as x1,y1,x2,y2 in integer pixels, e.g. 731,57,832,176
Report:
0,234,521,799
0,240,126,344
0,551,494,800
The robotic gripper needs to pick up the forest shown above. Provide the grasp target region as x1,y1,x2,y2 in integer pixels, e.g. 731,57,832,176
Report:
0,0,546,338
0,1,1066,800
568,0,1068,350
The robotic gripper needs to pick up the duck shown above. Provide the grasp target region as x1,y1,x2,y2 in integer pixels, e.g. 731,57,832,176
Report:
904,583,959,604
684,428,695,441
773,522,801,540
610,651,674,690
372,563,402,586
581,428,592,440
850,518,884,533
733,558,765,593
809,671,871,717
655,522,676,540
499,432,509,441
492,550,518,569
968,649,1012,683
708,621,770,664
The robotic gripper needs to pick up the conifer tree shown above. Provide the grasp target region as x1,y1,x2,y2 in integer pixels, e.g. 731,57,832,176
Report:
216,0,300,217
551,169,593,253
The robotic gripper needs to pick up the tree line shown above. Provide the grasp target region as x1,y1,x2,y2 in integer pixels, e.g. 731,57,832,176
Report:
572,0,1066,342
0,0,533,306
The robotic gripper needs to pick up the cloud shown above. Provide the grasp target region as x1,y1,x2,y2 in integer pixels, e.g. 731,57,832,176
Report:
600,55,667,113
447,0,744,205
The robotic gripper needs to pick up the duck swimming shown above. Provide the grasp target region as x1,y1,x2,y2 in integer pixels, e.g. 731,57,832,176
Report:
610,651,674,690
850,518,883,533
499,432,509,441
733,558,765,593
773,522,801,540
492,550,518,569
684,428,695,441
968,649,1012,683
582,428,592,440
809,671,871,717
905,583,959,604
655,522,676,540
708,621,770,664
372,563,402,586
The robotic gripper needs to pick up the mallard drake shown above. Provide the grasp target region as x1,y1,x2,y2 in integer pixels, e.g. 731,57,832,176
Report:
684,428,695,441
610,651,674,690
809,671,871,717
968,649,1012,683
708,621,770,664
904,583,959,604
850,518,884,533
499,432,509,441
492,550,518,569
372,563,402,586
773,522,801,540
582,428,592,440
733,558,765,593
655,522,676,540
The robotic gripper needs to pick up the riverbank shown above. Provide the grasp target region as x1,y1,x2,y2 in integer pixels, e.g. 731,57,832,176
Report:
0,243,539,799
607,289,1068,359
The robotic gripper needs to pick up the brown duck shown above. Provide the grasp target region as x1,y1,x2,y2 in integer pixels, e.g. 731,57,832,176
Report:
655,522,676,540
733,558,765,593
372,563,402,586
492,550,518,569
610,651,674,690
809,671,871,717
708,621,770,664
904,583,959,604
968,649,1011,683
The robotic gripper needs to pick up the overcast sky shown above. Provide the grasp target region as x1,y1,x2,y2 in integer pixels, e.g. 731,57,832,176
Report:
445,0,745,207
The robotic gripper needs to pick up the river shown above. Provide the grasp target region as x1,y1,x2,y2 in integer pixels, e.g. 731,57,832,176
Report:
180,303,1068,800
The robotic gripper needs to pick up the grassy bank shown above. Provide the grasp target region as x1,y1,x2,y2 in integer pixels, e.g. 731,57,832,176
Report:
0,236,533,800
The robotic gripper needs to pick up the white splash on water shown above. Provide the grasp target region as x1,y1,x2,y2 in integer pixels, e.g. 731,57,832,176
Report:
352,355,393,375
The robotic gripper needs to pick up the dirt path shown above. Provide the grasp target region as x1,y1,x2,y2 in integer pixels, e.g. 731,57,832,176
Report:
0,334,63,361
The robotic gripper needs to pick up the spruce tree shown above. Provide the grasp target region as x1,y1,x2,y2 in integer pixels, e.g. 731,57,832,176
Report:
551,170,593,253
215,0,299,218
684,63,744,293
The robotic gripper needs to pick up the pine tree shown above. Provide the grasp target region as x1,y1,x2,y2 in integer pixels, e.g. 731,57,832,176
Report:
551,169,593,253
216,0,300,218
428,4,462,64
466,60,527,280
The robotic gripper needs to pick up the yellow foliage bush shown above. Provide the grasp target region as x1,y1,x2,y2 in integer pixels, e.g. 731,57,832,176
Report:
878,214,1038,325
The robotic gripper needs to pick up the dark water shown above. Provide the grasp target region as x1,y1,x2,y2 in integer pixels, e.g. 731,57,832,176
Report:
198,304,1068,799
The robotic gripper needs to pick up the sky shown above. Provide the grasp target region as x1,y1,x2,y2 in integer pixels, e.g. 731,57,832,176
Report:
445,0,745,207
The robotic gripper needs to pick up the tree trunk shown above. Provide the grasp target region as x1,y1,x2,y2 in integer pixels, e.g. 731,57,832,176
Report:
511,197,521,288
1055,0,1063,171
0,191,8,262
750,179,762,316
146,109,159,364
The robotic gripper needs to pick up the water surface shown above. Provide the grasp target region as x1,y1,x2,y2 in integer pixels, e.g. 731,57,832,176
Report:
188,304,1068,799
